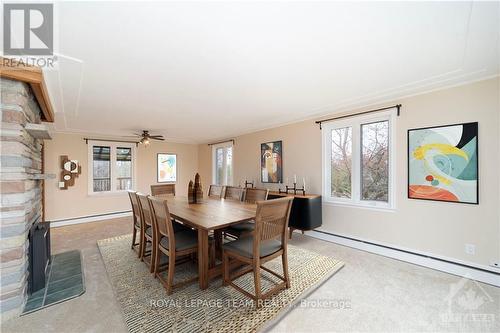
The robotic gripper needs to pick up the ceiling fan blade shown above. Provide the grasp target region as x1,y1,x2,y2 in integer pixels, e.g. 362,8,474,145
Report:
149,135,164,139
151,137,165,141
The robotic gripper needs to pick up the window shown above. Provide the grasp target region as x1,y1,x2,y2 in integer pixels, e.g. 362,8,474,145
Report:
88,141,135,194
212,142,233,186
322,110,395,209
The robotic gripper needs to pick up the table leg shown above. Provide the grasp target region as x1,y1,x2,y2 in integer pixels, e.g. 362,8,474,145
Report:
198,229,209,289
214,229,223,260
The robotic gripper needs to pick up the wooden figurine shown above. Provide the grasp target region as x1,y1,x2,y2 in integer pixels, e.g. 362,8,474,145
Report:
188,180,195,204
194,173,203,202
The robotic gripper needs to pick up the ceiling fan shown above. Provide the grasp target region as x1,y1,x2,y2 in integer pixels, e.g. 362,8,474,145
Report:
132,130,165,146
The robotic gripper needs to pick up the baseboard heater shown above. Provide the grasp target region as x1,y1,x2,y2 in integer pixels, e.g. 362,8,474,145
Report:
311,230,500,278
51,210,132,223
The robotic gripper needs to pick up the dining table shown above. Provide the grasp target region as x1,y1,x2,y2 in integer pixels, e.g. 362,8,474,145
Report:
153,195,257,289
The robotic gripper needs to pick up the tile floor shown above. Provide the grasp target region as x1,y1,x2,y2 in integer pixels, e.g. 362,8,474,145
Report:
23,250,84,314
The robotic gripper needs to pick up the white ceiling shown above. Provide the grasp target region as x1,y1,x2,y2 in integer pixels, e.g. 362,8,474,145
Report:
42,1,499,143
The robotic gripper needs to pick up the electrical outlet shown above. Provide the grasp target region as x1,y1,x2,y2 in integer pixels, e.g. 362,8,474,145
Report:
465,243,475,255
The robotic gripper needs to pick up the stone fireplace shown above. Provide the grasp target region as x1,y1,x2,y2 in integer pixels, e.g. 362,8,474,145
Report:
0,74,53,320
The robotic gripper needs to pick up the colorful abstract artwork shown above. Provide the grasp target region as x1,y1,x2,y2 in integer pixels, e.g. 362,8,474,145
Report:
157,153,177,183
408,122,478,204
261,141,283,183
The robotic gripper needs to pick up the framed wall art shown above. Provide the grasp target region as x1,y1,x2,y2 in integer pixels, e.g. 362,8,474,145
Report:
261,141,283,183
157,153,177,183
408,122,478,204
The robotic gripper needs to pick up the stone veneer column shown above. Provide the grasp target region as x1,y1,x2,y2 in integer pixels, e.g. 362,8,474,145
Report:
0,78,44,320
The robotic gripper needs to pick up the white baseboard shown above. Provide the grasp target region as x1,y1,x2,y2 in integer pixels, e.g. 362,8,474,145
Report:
50,211,132,228
306,230,500,287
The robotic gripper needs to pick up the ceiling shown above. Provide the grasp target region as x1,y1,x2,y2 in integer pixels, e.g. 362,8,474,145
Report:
40,1,499,143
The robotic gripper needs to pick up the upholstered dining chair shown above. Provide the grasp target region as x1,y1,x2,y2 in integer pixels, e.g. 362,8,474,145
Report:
151,184,176,196
137,193,157,272
127,190,143,257
148,197,200,294
224,188,269,238
208,185,224,199
223,186,244,201
222,196,294,304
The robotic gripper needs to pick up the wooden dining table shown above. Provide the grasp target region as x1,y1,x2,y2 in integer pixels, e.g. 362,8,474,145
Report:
154,195,256,289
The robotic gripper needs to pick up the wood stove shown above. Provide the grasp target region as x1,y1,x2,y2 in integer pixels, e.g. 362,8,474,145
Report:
28,221,51,294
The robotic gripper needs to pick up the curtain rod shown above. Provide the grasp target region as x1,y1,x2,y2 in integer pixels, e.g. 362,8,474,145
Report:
315,104,401,129
84,138,139,146
207,139,235,146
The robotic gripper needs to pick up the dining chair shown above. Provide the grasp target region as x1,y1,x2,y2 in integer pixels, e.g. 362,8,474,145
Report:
127,191,143,257
223,186,244,201
243,188,269,203
224,188,269,238
137,193,157,272
208,184,224,199
222,196,294,304
149,197,200,294
151,184,176,196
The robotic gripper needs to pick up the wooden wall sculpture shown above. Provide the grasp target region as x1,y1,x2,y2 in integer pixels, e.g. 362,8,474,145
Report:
59,155,81,189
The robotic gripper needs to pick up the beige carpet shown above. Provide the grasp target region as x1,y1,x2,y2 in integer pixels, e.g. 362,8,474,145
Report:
97,234,344,333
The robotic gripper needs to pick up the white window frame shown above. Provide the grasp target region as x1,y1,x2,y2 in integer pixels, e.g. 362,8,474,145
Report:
212,142,233,186
87,140,136,195
322,110,396,210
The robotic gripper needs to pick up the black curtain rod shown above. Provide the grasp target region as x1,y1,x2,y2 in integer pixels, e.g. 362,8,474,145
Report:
84,138,139,146
315,104,401,129
207,139,235,146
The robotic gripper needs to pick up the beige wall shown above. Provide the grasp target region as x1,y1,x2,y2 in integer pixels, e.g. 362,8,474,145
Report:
198,77,500,267
44,133,198,220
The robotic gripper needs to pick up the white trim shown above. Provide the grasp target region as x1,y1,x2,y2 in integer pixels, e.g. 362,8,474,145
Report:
50,211,132,228
87,140,137,195
211,141,233,186
322,109,396,210
306,230,500,287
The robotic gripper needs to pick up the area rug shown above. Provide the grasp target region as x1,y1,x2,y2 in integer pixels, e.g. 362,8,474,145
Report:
97,234,344,333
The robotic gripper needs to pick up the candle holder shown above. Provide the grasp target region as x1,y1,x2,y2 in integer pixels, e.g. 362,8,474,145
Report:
244,180,254,188
279,182,305,195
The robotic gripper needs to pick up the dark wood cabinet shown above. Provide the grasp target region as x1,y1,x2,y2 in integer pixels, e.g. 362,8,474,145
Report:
267,192,322,238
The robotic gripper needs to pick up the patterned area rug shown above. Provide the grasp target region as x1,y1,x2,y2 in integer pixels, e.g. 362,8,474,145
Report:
98,234,344,333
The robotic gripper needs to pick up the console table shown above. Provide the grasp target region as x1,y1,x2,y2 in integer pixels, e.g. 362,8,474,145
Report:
267,191,322,238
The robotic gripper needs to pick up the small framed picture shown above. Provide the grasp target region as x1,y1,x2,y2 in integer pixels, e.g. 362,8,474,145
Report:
157,153,177,183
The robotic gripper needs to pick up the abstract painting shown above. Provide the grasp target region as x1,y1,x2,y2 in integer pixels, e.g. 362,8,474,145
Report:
157,153,177,183
408,122,478,204
261,141,283,183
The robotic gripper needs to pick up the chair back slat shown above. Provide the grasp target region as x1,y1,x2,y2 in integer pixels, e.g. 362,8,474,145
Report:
244,188,269,203
127,191,142,227
137,193,154,227
149,197,175,242
151,184,176,196
255,197,294,242
208,185,224,199
224,186,244,201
